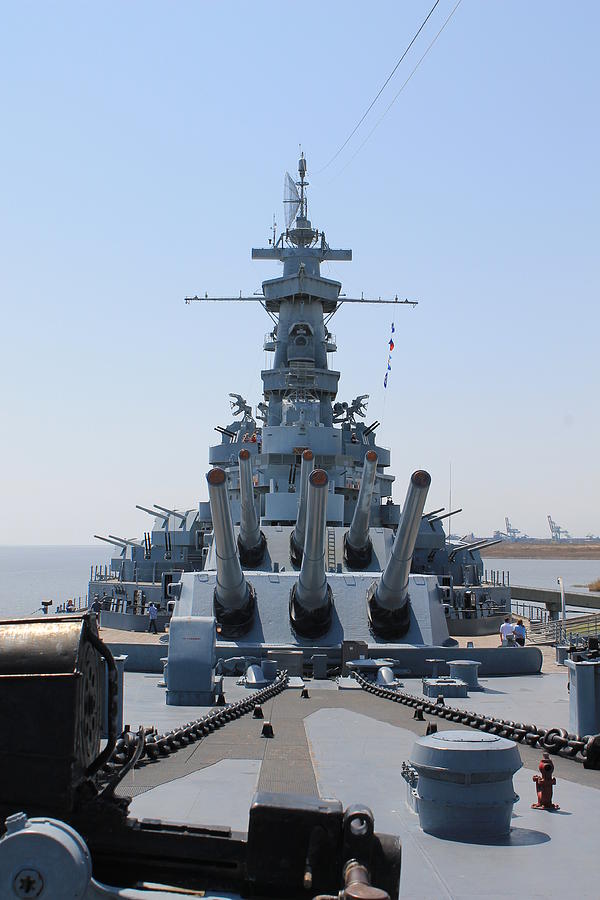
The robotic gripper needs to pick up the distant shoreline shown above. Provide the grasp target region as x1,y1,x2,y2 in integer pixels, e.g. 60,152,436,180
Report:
482,542,600,560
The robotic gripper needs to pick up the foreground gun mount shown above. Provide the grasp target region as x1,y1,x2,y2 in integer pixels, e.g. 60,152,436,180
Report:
0,800,400,900
0,615,401,899
0,615,118,819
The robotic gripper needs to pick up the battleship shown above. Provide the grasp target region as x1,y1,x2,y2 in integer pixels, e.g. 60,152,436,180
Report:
89,153,508,642
1,157,600,899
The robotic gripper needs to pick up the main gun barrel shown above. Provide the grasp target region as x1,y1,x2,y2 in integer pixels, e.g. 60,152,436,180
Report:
368,469,431,638
290,449,315,566
237,449,266,566
289,469,333,637
345,450,378,567
207,468,255,635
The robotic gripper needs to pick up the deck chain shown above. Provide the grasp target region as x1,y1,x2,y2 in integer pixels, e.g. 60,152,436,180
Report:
354,673,600,769
99,671,288,785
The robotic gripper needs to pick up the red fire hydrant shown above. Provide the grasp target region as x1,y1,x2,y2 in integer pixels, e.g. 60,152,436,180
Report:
531,752,560,810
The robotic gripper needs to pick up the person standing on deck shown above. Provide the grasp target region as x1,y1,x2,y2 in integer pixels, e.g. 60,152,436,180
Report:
90,596,102,627
147,602,158,634
499,617,514,645
513,619,527,646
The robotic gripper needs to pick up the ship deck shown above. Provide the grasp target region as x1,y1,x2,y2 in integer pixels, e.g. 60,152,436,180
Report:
115,656,599,899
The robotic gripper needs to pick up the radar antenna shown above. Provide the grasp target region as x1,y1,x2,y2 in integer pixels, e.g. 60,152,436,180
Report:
284,172,301,227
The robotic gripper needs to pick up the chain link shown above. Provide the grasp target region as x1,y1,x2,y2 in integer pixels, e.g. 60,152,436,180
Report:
100,672,288,782
354,673,600,768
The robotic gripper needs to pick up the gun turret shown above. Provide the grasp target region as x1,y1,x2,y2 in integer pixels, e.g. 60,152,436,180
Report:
368,469,431,638
344,450,378,568
448,538,503,561
207,468,255,636
289,469,333,637
290,449,315,566
237,449,266,566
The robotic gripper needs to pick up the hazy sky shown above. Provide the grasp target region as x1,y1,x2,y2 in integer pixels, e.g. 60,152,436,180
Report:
1,1,598,545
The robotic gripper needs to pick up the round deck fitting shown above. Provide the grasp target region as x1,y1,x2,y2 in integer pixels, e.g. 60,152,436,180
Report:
410,730,522,839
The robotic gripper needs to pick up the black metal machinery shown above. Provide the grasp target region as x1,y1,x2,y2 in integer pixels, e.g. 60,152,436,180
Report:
0,614,402,898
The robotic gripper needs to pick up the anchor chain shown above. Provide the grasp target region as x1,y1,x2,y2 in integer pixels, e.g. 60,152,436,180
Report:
99,672,288,787
354,673,600,769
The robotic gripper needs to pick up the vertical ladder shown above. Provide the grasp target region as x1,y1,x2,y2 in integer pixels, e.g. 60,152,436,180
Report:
327,528,336,572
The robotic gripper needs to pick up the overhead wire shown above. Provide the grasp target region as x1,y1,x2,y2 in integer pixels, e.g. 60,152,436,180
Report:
314,0,442,174
328,0,463,182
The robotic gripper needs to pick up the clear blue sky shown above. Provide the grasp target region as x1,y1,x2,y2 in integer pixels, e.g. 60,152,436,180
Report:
1,1,598,544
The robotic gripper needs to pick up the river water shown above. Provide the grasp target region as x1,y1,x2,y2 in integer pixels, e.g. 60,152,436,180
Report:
480,557,600,594
0,547,598,620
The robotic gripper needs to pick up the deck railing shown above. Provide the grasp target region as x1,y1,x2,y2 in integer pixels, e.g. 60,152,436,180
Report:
527,613,600,645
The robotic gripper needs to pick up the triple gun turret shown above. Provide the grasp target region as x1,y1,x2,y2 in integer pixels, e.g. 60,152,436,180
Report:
205,455,430,640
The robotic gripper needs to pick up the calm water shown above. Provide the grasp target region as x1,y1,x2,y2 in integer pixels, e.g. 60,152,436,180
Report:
481,557,600,594
0,545,111,618
0,547,598,620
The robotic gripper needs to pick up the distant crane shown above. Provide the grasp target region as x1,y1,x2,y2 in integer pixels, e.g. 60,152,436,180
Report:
548,515,570,541
505,517,522,541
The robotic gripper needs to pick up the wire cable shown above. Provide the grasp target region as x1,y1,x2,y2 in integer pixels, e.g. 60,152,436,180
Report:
315,0,442,174
329,0,463,181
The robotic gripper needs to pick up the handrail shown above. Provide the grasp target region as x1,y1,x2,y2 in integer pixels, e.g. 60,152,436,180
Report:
527,612,600,646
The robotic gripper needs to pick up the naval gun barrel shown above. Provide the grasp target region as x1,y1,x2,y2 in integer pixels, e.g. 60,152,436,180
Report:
290,449,315,566
368,469,431,638
345,450,378,568
289,469,333,637
237,449,266,566
448,538,503,561
207,468,255,636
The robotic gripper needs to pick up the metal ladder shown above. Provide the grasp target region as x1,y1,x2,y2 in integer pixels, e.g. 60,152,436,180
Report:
327,528,336,572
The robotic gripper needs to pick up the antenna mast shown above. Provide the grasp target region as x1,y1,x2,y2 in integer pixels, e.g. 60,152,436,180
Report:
298,151,307,219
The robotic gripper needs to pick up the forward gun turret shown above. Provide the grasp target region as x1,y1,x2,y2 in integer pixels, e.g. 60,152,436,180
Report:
207,468,255,636
344,450,378,568
367,470,431,638
289,469,333,637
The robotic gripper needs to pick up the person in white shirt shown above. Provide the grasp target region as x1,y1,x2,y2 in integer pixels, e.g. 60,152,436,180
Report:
499,617,514,645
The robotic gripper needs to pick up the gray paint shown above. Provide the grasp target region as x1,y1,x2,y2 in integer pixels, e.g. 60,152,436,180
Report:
400,673,566,728
305,707,600,899
175,571,450,652
166,616,216,705
129,759,260,833
410,730,522,839
566,658,600,736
